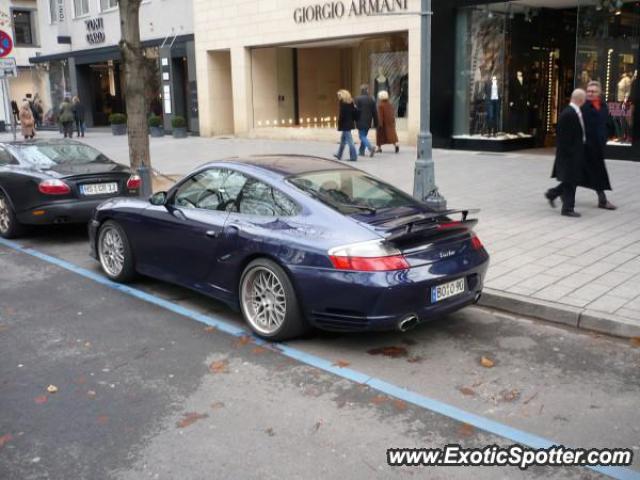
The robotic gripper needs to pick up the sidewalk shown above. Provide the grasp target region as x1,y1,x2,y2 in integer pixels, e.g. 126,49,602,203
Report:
7,129,640,337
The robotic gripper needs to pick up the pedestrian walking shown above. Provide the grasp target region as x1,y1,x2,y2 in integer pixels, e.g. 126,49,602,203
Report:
19,101,35,140
354,84,378,158
334,89,359,162
72,96,86,138
10,100,19,124
581,81,616,210
59,97,75,139
545,89,587,217
376,90,399,153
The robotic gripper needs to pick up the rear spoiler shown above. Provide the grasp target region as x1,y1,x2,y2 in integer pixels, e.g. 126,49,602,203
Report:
383,209,480,242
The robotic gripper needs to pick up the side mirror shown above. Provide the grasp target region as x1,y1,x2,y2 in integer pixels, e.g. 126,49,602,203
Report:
149,191,167,206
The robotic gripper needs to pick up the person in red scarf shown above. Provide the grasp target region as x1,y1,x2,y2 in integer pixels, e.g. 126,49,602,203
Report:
581,81,616,210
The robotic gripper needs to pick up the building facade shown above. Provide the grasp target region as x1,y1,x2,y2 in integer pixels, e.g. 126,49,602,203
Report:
194,0,639,160
0,0,49,127
32,0,198,132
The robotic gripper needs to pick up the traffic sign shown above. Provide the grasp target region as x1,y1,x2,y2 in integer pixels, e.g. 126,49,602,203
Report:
0,30,12,58
0,57,16,78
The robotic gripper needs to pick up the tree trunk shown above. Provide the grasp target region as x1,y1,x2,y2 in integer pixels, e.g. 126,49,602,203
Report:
118,0,150,171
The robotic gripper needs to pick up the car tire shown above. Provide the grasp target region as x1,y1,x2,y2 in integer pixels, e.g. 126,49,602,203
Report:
97,220,136,283
239,258,309,341
0,192,25,239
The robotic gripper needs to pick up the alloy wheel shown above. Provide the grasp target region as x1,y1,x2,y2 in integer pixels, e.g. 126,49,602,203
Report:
241,266,287,335
0,196,11,235
98,226,126,278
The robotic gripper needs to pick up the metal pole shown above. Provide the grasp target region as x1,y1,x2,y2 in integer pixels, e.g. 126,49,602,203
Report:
413,0,446,211
138,164,153,198
2,78,15,141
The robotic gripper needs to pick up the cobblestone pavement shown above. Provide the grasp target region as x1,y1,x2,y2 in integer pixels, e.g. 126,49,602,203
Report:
5,129,639,327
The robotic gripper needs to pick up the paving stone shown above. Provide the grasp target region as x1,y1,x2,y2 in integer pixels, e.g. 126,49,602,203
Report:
586,296,631,314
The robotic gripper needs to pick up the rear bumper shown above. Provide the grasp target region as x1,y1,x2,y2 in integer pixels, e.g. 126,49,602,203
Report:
17,198,124,226
289,254,489,332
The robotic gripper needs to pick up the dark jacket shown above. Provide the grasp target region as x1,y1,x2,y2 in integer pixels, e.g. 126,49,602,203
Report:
72,102,86,122
337,101,358,132
354,94,378,130
580,100,611,191
552,106,585,185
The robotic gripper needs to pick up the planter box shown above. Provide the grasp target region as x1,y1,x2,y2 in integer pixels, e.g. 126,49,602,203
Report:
111,124,127,136
172,127,188,139
149,126,164,137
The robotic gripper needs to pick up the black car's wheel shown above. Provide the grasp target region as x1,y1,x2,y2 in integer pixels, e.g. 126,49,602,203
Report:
97,220,136,282
239,258,309,341
0,192,25,239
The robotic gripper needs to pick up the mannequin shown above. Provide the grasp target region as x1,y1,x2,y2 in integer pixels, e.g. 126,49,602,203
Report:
509,70,529,134
374,67,390,103
617,72,632,102
397,62,408,118
484,74,500,137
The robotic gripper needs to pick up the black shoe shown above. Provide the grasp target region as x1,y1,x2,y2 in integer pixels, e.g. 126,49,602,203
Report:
369,149,375,158
561,211,581,218
359,151,365,157
333,154,341,161
395,145,400,154
598,201,617,210
544,191,557,208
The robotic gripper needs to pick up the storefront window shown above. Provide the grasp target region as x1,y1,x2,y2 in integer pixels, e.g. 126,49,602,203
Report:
46,60,71,126
251,33,408,130
576,1,640,146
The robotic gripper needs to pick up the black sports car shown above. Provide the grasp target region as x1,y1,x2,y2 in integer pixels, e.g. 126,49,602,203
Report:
0,140,140,238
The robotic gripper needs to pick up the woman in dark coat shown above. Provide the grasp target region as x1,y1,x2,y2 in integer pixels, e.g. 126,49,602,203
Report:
334,89,358,162
581,81,615,210
376,90,399,153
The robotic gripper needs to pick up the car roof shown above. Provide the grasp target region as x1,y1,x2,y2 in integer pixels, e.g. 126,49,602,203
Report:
214,155,352,177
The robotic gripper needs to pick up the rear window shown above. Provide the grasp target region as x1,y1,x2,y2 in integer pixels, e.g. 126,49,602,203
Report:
11,144,109,168
288,169,418,214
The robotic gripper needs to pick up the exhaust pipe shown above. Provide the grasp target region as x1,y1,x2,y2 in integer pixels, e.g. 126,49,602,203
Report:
398,315,419,332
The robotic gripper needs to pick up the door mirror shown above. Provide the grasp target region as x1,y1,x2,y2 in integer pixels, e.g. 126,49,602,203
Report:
149,191,167,206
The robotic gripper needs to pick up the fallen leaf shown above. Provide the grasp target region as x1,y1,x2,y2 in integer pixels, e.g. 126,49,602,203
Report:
393,399,408,411
480,356,495,368
47,385,59,394
34,395,48,405
234,336,251,348
265,427,275,437
458,386,476,397
209,360,228,374
458,423,475,438
367,346,408,358
84,342,91,348
176,412,208,428
0,434,13,448
203,326,216,333
407,355,424,363
210,401,225,410
97,415,109,425
312,420,323,433
87,390,97,399
251,346,267,355
333,359,350,368
630,337,640,347
500,389,521,403
371,395,388,405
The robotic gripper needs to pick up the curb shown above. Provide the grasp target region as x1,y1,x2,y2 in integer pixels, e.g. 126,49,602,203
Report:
479,288,640,339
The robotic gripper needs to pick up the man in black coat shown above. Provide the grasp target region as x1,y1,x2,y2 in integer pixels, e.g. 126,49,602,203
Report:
354,85,378,158
581,81,616,210
545,89,587,217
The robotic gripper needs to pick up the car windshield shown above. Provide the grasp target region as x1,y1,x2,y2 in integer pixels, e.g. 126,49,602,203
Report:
288,169,419,215
11,144,109,168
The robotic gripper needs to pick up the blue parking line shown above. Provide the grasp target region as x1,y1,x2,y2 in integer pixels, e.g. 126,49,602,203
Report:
0,237,637,480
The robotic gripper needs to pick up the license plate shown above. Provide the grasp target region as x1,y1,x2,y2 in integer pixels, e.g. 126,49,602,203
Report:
81,182,118,196
431,278,465,303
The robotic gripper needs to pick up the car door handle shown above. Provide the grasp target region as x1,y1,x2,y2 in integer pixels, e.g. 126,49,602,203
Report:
225,224,240,235
205,230,219,239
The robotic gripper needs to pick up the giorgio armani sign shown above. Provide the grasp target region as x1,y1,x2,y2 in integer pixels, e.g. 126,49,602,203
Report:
293,0,408,24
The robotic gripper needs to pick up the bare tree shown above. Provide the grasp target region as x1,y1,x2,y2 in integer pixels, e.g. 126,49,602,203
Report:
118,0,150,185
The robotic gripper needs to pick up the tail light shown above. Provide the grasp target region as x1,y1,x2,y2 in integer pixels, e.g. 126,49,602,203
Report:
437,221,462,230
38,179,71,195
328,240,409,272
470,234,484,251
127,175,141,190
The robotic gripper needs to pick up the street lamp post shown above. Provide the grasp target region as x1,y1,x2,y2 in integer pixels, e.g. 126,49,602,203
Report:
413,0,446,211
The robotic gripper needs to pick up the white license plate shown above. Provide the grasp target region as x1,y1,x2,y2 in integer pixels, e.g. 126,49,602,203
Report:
81,182,118,196
431,278,465,303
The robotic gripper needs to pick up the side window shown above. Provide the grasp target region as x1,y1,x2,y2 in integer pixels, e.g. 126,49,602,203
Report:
238,178,299,217
0,148,14,166
174,168,250,211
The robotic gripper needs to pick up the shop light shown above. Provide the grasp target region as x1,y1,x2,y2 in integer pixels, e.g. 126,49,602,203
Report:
605,49,614,101
258,121,262,126
546,51,554,133
266,120,271,126
300,118,304,124
306,118,311,123
289,119,293,124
